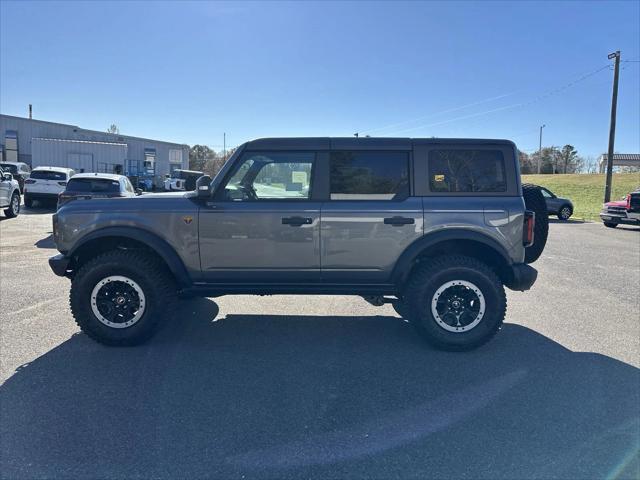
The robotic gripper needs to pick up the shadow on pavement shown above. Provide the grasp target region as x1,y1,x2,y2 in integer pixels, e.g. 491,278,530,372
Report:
34,233,56,249
1,298,638,479
548,218,586,224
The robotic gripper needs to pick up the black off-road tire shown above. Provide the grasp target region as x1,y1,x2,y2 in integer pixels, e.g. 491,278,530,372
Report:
522,183,549,263
404,255,506,351
604,222,618,228
24,195,33,208
4,192,20,218
70,250,177,346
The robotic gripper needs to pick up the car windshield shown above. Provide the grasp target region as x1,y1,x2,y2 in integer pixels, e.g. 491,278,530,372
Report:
66,178,120,193
0,164,18,174
30,170,67,180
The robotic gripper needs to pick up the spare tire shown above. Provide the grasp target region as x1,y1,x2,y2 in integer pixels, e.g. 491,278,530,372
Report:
522,183,549,263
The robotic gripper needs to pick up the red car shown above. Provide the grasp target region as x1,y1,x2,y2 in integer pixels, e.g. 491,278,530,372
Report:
600,189,640,228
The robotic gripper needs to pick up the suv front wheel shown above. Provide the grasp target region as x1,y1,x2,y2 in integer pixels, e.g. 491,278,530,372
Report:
404,255,506,350
70,250,177,345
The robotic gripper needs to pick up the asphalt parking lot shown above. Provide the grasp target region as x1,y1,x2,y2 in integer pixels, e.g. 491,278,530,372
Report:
1,208,639,479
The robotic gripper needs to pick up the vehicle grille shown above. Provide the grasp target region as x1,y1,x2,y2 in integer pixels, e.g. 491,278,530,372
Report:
606,206,627,214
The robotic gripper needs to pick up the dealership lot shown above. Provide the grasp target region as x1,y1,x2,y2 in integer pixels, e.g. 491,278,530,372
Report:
1,210,638,478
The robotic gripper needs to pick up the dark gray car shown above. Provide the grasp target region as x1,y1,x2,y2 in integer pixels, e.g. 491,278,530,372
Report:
539,186,573,220
48,137,548,350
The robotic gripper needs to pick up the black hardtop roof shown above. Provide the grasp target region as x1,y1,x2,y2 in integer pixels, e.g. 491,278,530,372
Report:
244,137,515,151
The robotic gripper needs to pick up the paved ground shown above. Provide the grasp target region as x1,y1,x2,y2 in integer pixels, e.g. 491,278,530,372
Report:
1,208,639,479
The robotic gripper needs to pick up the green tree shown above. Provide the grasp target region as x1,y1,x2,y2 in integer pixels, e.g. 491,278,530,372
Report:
557,145,581,174
189,145,215,171
107,124,119,134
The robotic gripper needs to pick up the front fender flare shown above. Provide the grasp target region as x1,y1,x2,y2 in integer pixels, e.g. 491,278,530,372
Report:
69,226,192,288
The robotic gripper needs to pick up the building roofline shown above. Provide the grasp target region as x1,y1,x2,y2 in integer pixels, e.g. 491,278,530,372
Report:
0,113,189,148
33,137,128,146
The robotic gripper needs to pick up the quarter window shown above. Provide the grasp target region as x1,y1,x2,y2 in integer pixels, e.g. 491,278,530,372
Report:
429,150,506,193
221,152,314,201
329,151,409,200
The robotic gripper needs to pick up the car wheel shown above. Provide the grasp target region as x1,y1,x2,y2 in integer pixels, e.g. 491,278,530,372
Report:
4,192,20,218
557,205,572,221
603,222,618,228
70,250,177,346
404,255,506,351
24,195,33,208
522,184,549,264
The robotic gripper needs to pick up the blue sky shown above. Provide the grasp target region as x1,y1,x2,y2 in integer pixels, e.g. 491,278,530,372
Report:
1,1,639,158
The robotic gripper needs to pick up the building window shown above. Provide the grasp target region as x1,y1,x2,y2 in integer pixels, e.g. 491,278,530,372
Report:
428,149,506,193
144,148,156,174
329,151,409,200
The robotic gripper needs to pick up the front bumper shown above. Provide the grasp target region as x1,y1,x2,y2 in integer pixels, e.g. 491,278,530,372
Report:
49,254,71,277
504,263,537,292
599,213,640,226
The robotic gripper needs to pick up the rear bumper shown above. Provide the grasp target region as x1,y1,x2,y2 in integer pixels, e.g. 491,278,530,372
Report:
504,263,537,291
49,254,71,277
25,192,59,200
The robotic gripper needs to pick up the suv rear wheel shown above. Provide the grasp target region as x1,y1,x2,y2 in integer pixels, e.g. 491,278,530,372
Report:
70,250,177,346
404,255,506,350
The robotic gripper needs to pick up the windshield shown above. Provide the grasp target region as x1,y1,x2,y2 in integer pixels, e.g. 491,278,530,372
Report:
0,164,18,174
30,170,67,180
66,178,120,193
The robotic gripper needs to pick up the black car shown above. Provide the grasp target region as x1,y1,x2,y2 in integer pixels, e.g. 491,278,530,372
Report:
0,162,31,192
539,186,574,220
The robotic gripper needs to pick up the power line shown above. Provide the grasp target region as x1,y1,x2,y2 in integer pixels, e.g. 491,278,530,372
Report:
363,92,516,135
375,63,612,136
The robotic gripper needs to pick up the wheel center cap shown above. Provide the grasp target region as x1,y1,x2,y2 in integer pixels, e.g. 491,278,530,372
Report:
452,300,461,309
115,296,126,305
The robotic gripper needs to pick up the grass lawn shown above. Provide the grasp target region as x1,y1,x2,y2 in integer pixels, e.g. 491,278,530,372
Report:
521,173,640,221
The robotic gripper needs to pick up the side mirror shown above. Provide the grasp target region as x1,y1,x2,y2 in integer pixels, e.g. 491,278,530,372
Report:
135,188,143,195
196,175,213,199
2,172,13,181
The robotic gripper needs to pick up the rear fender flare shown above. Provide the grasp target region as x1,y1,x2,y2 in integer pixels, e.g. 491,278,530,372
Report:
392,229,513,286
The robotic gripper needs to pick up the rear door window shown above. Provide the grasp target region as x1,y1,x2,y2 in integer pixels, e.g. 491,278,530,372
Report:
428,149,506,193
66,178,121,193
329,151,409,200
30,170,67,181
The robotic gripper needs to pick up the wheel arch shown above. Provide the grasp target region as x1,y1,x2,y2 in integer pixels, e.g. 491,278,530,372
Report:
392,229,513,288
68,227,191,288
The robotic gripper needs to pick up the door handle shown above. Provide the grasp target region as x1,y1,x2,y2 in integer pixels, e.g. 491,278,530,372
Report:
384,216,415,226
282,216,313,227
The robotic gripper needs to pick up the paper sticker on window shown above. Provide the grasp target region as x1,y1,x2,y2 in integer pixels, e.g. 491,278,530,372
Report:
434,174,445,182
292,171,307,184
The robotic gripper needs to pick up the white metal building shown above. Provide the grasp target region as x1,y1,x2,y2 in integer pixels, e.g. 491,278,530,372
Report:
0,114,189,185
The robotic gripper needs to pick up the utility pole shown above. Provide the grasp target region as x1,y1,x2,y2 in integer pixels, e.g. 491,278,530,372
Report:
28,104,33,119
223,133,226,161
604,51,621,203
537,124,545,174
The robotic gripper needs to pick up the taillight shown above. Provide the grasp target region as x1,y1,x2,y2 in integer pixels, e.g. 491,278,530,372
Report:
58,181,67,186
523,210,535,247
626,194,631,211
24,179,36,184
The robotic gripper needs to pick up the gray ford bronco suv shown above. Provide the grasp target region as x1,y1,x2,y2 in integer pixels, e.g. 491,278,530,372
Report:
49,137,548,350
